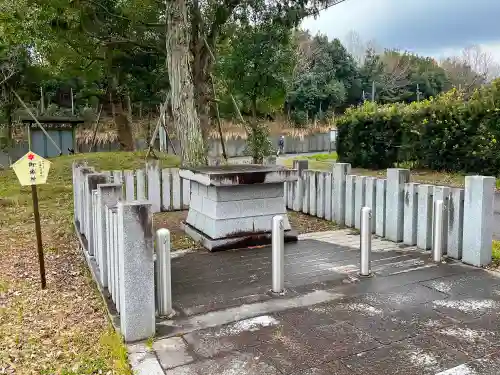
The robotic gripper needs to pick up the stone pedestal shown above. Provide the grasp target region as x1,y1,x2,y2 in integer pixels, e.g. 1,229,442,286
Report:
180,165,299,251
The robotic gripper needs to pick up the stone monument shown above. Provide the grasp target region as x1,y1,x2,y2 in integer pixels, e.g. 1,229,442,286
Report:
180,165,298,251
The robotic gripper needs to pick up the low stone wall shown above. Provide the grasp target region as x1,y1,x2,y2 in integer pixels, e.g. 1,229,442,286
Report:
283,162,495,267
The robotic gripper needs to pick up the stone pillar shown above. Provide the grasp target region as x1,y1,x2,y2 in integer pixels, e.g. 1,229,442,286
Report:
433,186,451,254
403,183,419,246
345,175,356,227
375,179,386,237
324,172,333,220
317,173,325,218
309,172,317,216
385,168,410,242
97,183,122,288
365,177,377,234
354,176,366,230
117,201,155,342
293,173,304,212
293,160,309,175
333,163,351,226
124,170,135,201
113,170,123,185
417,184,433,250
86,173,109,256
462,176,495,266
302,171,310,214
136,169,146,200
447,188,464,259
78,167,94,234
182,178,191,209
72,162,85,224
162,169,172,211
172,169,181,210
147,161,161,213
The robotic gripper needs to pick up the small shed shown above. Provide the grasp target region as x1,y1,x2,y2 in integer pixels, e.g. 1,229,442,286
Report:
21,116,85,158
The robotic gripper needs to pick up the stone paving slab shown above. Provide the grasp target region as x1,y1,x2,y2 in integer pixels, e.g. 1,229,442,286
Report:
133,230,500,375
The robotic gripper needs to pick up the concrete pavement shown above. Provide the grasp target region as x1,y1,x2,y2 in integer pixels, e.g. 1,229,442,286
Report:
129,230,500,375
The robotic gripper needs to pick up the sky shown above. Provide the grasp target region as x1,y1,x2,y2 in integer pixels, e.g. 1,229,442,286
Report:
301,0,500,62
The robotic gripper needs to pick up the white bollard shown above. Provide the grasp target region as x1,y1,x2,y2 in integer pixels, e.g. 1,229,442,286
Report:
433,200,444,262
272,215,285,294
156,229,172,316
360,207,372,277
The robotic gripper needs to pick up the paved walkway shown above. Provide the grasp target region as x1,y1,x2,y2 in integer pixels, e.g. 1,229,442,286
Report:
129,230,500,375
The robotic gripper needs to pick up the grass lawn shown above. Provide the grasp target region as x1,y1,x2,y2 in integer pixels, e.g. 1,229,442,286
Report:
0,151,179,375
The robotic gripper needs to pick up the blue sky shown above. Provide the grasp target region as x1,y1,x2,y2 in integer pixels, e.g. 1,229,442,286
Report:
301,0,500,61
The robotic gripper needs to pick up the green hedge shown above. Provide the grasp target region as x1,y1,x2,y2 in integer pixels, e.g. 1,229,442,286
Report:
337,81,500,175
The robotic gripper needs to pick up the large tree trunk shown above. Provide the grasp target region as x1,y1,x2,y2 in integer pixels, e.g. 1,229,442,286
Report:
166,0,207,167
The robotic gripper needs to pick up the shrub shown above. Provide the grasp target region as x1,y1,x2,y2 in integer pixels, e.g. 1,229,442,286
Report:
337,80,500,175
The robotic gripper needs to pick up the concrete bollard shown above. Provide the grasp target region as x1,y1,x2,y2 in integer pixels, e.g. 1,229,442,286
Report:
360,207,372,277
417,184,433,250
155,229,173,316
136,169,146,200
433,200,444,262
272,215,285,294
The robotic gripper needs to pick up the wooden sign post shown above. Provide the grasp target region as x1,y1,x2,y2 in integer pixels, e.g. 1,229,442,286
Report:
12,152,51,289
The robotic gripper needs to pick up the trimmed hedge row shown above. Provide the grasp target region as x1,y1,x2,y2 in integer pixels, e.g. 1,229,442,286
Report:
337,81,500,175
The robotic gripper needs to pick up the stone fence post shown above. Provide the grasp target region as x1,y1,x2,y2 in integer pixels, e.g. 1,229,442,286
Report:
462,176,495,266
385,168,410,242
85,173,109,255
97,183,123,288
117,201,155,342
333,163,351,226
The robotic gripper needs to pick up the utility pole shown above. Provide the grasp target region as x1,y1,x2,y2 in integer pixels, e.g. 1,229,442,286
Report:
71,88,74,115
40,87,45,114
371,81,375,102
416,83,421,101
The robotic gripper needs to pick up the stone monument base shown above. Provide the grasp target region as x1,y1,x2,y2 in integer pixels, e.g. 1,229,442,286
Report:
181,221,298,251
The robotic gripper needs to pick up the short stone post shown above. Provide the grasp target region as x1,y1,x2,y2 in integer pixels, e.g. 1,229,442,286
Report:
97,183,122,288
354,176,367,229
345,175,356,227
462,176,495,266
365,177,377,233
403,183,419,246
417,185,433,250
117,201,155,342
375,179,386,237
72,162,85,223
433,186,451,253
333,163,351,226
147,161,161,213
447,188,464,259
86,173,109,256
385,168,410,242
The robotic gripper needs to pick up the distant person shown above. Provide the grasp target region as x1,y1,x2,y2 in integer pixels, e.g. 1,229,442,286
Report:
277,135,285,156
